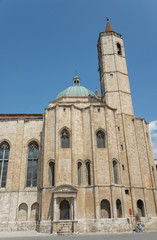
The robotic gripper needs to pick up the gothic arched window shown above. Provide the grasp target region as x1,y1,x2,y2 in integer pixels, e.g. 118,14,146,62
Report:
26,142,39,187
96,130,105,148
49,161,55,186
61,129,70,148
117,43,122,55
137,199,145,217
116,199,122,218
113,159,119,184
86,161,91,185
0,141,10,188
100,199,111,218
78,162,82,185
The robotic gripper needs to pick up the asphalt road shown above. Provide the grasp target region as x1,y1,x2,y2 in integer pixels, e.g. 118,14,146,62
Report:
1,232,157,240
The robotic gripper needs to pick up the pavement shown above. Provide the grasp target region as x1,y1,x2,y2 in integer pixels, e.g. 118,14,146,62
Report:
0,231,157,240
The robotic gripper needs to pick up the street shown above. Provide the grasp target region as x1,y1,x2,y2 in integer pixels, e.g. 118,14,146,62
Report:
0,231,157,240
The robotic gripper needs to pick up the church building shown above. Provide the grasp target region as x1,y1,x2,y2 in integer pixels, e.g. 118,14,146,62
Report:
0,20,157,234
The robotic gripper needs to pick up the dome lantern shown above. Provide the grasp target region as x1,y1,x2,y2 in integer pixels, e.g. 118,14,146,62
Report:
73,75,80,86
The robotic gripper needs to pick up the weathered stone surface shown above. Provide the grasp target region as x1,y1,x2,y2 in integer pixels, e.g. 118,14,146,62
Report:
0,22,156,234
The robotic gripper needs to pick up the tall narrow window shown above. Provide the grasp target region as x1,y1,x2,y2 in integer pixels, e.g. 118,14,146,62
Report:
97,130,105,148
61,129,70,148
26,142,39,187
49,162,55,186
137,199,145,217
78,162,82,185
117,43,122,55
152,166,156,188
113,159,119,184
0,141,10,188
116,199,122,218
86,162,91,185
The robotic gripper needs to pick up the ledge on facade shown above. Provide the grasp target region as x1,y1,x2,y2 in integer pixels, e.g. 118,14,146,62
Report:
0,114,44,120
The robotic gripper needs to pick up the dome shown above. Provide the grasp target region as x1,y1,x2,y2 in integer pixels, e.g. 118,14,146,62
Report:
56,86,97,99
56,76,97,99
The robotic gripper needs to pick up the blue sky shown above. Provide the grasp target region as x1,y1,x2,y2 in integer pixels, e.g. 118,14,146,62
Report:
0,0,157,157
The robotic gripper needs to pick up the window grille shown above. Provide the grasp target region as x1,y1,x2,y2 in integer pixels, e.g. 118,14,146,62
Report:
0,141,10,188
26,142,39,187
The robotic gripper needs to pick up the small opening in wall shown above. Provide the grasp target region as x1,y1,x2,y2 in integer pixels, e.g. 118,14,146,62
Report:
63,108,66,112
121,145,123,150
118,127,120,131
122,165,125,170
110,74,113,78
146,132,149,141
117,43,122,55
125,189,129,195
98,108,100,112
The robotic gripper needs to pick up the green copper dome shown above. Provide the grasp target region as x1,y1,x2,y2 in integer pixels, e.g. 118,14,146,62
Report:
56,76,97,99
56,86,97,99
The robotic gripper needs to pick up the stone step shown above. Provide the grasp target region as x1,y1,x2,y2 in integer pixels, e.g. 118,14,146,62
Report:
57,223,73,235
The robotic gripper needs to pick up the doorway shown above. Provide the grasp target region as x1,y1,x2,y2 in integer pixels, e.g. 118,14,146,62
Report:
60,200,70,220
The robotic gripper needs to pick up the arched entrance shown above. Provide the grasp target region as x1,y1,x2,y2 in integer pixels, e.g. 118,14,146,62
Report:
116,199,122,218
137,199,145,217
60,200,70,220
100,199,111,218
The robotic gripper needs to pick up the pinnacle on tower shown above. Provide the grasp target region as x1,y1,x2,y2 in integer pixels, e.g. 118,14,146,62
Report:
105,17,113,33
95,89,101,99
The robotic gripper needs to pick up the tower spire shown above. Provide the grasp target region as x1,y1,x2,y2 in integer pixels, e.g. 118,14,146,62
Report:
105,17,113,33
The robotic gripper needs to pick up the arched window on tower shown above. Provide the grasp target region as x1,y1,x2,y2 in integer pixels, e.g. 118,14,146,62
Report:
96,130,105,148
113,159,119,184
61,129,70,148
100,199,111,218
49,161,55,186
77,162,82,185
137,199,145,217
116,199,122,218
85,161,91,185
117,43,122,55
0,141,10,188
26,141,39,187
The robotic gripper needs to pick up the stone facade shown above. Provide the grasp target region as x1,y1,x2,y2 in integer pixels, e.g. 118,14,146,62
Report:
0,21,157,234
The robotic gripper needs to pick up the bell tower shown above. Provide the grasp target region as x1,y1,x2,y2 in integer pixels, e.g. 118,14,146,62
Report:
97,18,134,115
